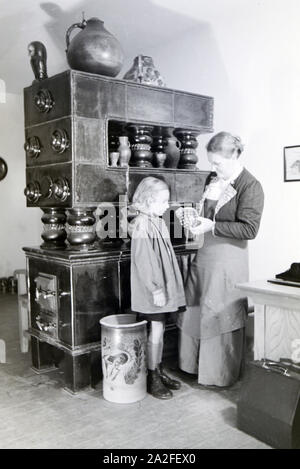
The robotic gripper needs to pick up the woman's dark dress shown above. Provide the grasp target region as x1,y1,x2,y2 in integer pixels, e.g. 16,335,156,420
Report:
177,168,264,386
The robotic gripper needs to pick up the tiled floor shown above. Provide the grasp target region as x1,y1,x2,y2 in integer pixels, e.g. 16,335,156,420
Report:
0,294,270,449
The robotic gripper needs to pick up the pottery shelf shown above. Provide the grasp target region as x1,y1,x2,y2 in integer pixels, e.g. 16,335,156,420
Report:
23,69,213,250
107,118,200,170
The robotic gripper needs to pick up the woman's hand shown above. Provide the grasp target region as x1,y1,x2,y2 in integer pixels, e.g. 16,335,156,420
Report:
189,217,215,235
153,289,166,307
175,207,200,229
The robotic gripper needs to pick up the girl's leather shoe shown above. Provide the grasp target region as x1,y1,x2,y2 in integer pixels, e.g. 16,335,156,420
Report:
158,363,181,390
147,369,173,399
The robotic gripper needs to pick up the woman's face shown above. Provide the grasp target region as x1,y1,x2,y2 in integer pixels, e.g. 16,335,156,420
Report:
207,151,238,179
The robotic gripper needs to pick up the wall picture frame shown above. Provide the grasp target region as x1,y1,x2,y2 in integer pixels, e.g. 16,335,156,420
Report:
284,146,300,182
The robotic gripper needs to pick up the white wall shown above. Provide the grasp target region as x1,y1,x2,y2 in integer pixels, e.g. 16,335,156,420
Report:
0,93,41,277
148,0,300,280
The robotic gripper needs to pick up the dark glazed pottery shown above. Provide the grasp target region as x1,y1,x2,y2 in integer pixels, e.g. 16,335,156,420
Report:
28,41,48,82
66,17,124,77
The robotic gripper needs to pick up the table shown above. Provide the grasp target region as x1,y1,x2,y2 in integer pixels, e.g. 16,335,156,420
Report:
236,280,300,362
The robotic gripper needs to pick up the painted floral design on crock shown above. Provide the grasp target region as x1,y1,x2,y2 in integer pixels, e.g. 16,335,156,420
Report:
102,336,146,384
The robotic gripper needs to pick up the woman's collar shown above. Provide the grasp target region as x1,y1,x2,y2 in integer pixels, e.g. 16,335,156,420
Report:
214,163,244,185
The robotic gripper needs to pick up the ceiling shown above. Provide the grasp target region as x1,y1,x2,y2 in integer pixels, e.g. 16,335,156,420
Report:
0,0,202,94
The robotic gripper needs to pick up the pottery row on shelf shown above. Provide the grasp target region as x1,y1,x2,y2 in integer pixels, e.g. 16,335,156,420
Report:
108,133,181,169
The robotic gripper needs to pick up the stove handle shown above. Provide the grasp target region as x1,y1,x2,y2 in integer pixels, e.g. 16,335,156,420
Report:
59,291,70,297
35,286,56,300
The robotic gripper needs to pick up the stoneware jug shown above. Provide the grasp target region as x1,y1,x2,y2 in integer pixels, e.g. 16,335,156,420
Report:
66,17,124,77
164,137,181,168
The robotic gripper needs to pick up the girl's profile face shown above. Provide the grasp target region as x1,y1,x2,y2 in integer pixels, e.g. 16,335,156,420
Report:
148,189,169,216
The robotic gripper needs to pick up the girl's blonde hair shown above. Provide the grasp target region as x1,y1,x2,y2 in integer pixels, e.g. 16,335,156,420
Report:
132,177,169,211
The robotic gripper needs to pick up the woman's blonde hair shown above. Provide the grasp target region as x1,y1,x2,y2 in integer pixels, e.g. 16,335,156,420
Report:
132,177,169,211
206,131,244,158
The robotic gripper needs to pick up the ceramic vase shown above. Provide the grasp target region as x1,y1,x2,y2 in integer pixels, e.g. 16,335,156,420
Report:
109,152,119,167
118,136,131,167
164,137,181,168
123,55,166,87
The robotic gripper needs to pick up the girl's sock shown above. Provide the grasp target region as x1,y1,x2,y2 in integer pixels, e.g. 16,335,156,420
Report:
147,339,164,370
148,320,165,370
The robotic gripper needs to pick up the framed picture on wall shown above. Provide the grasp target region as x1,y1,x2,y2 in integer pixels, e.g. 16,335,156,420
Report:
284,146,300,181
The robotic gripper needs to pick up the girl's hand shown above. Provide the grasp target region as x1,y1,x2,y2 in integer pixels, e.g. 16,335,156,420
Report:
153,290,166,307
189,217,215,235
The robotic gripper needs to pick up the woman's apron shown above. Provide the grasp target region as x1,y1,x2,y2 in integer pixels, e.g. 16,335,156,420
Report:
177,230,248,340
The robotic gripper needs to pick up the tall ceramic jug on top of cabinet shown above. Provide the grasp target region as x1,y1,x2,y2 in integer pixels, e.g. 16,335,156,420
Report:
65,16,124,77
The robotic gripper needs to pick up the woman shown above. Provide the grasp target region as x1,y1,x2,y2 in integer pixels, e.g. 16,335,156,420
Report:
177,132,264,387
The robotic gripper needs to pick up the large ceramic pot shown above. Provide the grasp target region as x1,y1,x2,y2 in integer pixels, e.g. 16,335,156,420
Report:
100,314,147,404
66,17,124,77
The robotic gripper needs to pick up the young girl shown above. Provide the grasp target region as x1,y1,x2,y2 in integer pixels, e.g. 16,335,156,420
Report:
129,177,186,399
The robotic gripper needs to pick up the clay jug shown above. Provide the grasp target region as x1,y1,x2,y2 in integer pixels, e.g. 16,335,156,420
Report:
118,136,131,167
164,137,181,168
66,17,124,77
